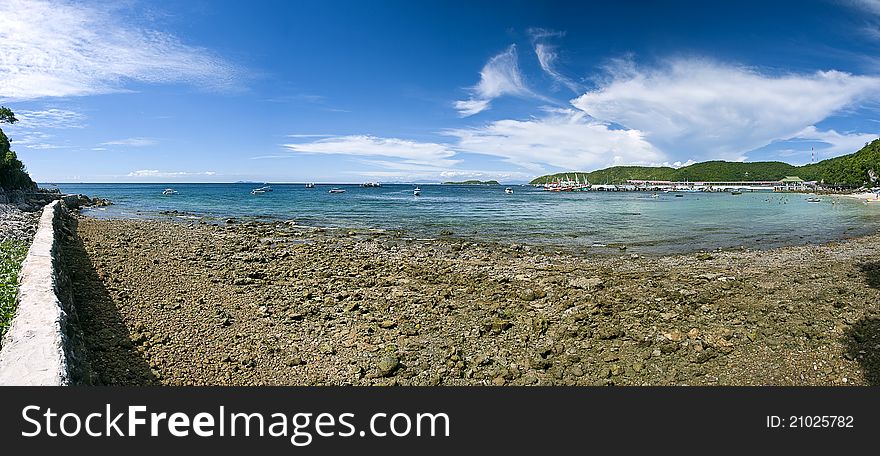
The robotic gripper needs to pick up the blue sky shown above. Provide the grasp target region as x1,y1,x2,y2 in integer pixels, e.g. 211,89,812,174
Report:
2,0,880,183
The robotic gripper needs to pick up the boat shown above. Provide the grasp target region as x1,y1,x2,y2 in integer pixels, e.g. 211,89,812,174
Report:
650,193,659,198
251,188,266,195
731,191,742,195
329,188,346,194
505,187,514,194
305,182,315,188
806,196,821,203
413,186,421,196
361,182,382,188
162,188,178,195
255,185,273,192
674,194,684,197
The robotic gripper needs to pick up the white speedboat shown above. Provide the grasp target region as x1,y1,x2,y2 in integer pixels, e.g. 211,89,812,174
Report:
413,187,421,196
255,185,273,192
251,188,266,195
806,196,821,203
162,188,178,195
504,187,514,194
329,188,346,194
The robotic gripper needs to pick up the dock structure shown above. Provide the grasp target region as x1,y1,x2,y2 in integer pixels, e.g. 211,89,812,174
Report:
626,179,816,192
536,177,820,192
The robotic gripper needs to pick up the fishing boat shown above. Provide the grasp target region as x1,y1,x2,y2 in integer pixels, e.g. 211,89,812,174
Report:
505,187,514,194
162,188,178,195
328,188,346,194
305,182,315,188
413,186,421,196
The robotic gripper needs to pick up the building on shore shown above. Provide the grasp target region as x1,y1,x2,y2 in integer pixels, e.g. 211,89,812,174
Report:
625,178,817,192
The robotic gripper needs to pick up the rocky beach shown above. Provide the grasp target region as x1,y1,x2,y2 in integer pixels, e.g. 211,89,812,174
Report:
57,213,880,386
0,204,40,245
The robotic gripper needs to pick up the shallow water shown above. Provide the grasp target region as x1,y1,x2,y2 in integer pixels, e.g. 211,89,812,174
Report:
51,183,880,254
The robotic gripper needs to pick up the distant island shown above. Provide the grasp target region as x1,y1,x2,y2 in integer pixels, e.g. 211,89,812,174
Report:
443,180,500,185
531,138,880,186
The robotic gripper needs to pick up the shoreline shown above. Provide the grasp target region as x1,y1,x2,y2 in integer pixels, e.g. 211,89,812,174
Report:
80,199,880,258
61,214,880,385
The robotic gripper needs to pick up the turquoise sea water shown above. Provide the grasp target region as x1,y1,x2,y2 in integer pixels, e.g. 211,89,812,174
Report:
51,183,880,254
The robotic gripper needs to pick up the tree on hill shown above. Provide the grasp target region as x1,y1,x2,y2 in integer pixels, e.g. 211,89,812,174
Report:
0,107,36,191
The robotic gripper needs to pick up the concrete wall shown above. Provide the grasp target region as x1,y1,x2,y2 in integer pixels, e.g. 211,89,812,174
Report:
0,201,70,385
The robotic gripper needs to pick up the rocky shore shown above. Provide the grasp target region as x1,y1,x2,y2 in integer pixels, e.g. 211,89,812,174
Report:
0,204,40,245
62,215,880,385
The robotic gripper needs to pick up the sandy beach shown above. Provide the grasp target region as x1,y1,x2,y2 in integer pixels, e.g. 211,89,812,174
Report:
53,213,880,386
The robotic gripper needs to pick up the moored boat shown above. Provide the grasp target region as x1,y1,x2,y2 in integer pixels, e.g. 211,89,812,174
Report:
329,188,346,194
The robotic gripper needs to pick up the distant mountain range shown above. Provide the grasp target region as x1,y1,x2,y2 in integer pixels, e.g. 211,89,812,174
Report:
530,138,880,186
443,180,500,185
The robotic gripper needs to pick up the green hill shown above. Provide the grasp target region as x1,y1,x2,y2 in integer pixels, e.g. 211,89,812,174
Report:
530,139,880,186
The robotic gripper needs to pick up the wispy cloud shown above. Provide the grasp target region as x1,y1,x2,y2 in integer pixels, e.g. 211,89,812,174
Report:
446,109,663,170
0,0,240,100
788,126,879,157
13,109,86,129
127,170,216,178
13,132,69,149
283,107,663,176
101,137,158,147
571,58,880,161
455,45,534,117
283,135,460,167
5,108,85,149
528,28,581,92
848,0,880,15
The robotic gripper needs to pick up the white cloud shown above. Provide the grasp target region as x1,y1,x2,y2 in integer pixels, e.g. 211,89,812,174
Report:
571,59,880,160
127,170,216,178
4,108,84,149
455,45,533,117
454,99,491,117
101,137,157,147
0,0,239,100
10,131,68,149
849,0,880,15
348,168,532,183
284,110,664,176
788,126,878,157
445,109,663,170
283,135,460,167
13,109,86,129
529,28,580,92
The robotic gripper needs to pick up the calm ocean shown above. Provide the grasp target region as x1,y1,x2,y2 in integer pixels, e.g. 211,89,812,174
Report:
50,183,880,254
